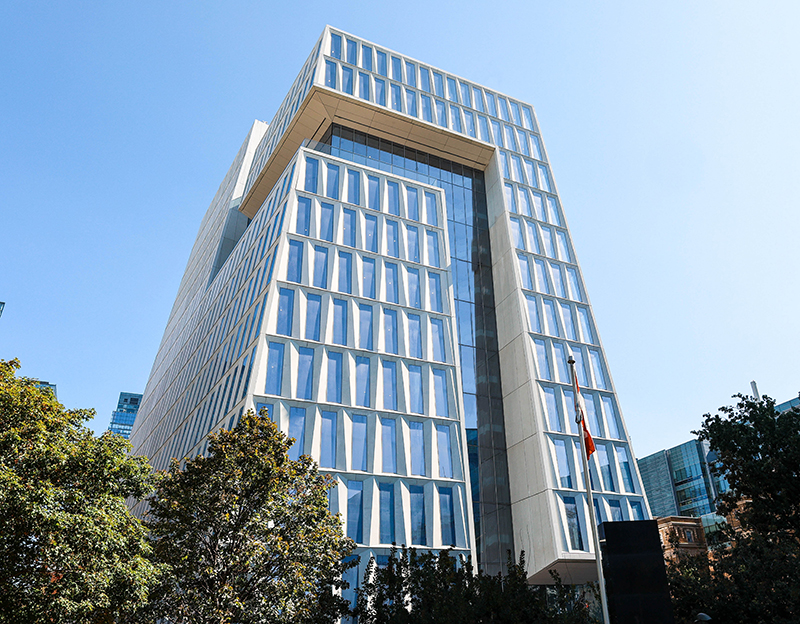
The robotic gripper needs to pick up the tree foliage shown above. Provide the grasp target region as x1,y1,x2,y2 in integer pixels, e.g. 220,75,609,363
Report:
0,359,159,623
143,411,355,624
356,547,599,624
667,394,800,624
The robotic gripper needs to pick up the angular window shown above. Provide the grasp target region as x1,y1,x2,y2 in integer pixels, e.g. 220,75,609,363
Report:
265,342,284,395
385,263,399,303
564,496,584,550
306,293,321,341
425,231,440,268
560,303,576,340
577,308,593,346
535,259,551,294
381,418,397,473
352,414,367,470
365,214,378,252
424,191,438,226
302,155,316,191
568,268,584,302
277,288,295,336
287,240,303,283
313,246,328,288
391,56,402,80
478,115,490,141
430,318,446,362
630,500,645,521
433,369,449,417
460,82,472,106
421,94,433,122
472,86,484,111
534,338,551,380
410,485,427,546
383,360,397,411
406,225,420,263
589,350,606,389
333,299,347,345
320,410,336,468
390,83,403,112
340,66,353,95
463,109,476,137
522,106,535,129
556,230,571,261
512,155,525,183
327,351,343,403
297,347,314,401
525,294,541,332
408,364,423,413
319,202,334,241
428,272,442,312
538,164,552,192
358,72,370,100
433,72,444,97
554,438,573,488
485,92,496,116
544,386,562,432
288,406,306,460
436,100,447,127
602,396,622,439
376,50,387,76
338,251,352,294
375,78,386,106
420,67,431,92
405,89,417,117
532,191,546,220
407,268,421,308
368,175,380,210
346,481,363,542
439,486,456,546
450,105,462,133
510,217,525,249
597,444,616,492
541,226,556,257
384,309,398,354
296,196,312,236
504,124,517,150
491,120,503,147
531,133,543,160
516,128,529,155
347,170,361,205
543,299,560,337
518,254,533,290
519,187,533,217
446,76,458,102
553,342,569,383
609,499,623,522
361,44,373,71
409,422,426,475
404,60,416,86
616,445,635,493
573,350,589,386
386,220,399,257
387,181,400,215
359,304,373,350
436,425,453,478
325,164,340,201
379,482,395,543
345,38,357,64
355,357,370,408
355,255,374,299
342,208,356,247
408,314,422,358
324,60,337,89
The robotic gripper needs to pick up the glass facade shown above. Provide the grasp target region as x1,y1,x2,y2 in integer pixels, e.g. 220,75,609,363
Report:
108,391,142,439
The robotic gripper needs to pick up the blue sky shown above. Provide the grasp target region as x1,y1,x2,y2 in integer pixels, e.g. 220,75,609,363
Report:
1,1,798,458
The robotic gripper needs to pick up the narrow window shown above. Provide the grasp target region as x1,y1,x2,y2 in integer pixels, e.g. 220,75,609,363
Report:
387,181,400,214
347,170,361,205
511,155,525,182
616,445,635,493
556,230,571,262
265,342,284,395
391,56,402,80
346,38,357,65
406,89,417,117
554,439,573,488
544,386,563,431
385,263,399,303
568,268,584,302
472,86,485,111
510,217,525,249
630,501,645,521
384,309,398,354
408,364,423,413
320,411,337,468
351,414,367,470
525,294,541,332
304,159,318,193
504,124,517,150
347,481,363,542
361,44,372,71
410,485,427,545
324,60,337,89
342,208,356,247
320,202,334,241
306,293,321,341
439,486,456,546
485,92,497,116
577,306,593,343
381,418,397,473
327,352,343,403
274,286,295,337
358,72,370,100
326,164,340,200
597,444,616,492
362,257,376,298
376,50,387,76
375,78,386,106
532,191,546,220
478,115,490,141
391,83,402,112
450,105,462,132
407,225,420,263
287,240,303,283
437,425,453,478
518,187,532,217
365,214,378,252
330,33,342,58
491,120,503,147
421,94,433,122
408,314,422,358
433,369,449,417
560,303,576,340
313,246,328,288
446,77,458,102
602,396,622,439
383,360,397,410
534,338,551,380
424,191,438,226
564,496,585,550
425,231,440,268
420,67,431,92
543,299,560,337
409,422,426,475
341,66,353,95
523,106,535,130
609,500,623,522
516,128,529,156
538,164,552,192
518,254,533,290
504,183,517,213
407,268,421,308
338,251,352,294
573,350,589,386
296,348,314,400
404,60,416,87
433,72,444,96
531,133,543,159
288,406,306,460
590,350,607,389
333,299,347,345
379,483,395,543
553,342,569,382
430,318,446,362
359,304,373,350
464,110,476,137
435,100,447,127
386,220,399,257
428,273,442,312
535,259,551,294
368,175,380,210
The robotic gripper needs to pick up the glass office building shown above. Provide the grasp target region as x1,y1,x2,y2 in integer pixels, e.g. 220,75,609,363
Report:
108,391,143,439
129,26,649,585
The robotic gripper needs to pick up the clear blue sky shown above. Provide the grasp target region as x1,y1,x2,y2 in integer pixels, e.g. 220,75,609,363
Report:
1,1,798,458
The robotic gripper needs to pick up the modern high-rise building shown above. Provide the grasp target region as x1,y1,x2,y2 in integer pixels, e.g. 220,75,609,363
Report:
108,391,143,439
129,26,650,586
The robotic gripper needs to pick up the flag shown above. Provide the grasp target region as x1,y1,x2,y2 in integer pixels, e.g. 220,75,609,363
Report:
572,366,596,457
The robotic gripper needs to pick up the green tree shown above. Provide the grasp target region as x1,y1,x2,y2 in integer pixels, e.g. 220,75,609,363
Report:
0,359,159,623
144,411,354,624
356,547,598,624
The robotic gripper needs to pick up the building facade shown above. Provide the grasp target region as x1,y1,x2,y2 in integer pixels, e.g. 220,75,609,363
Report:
129,26,650,586
109,391,143,439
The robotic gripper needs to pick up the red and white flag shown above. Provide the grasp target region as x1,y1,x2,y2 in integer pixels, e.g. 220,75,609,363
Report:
572,368,596,457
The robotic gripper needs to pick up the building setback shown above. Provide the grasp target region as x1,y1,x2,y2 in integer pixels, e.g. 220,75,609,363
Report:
129,26,650,586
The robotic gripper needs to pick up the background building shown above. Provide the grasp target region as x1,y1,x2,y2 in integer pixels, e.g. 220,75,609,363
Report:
129,26,649,586
33,379,57,398
108,392,142,439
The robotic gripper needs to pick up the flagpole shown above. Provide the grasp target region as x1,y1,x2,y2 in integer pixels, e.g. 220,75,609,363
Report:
569,356,611,624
